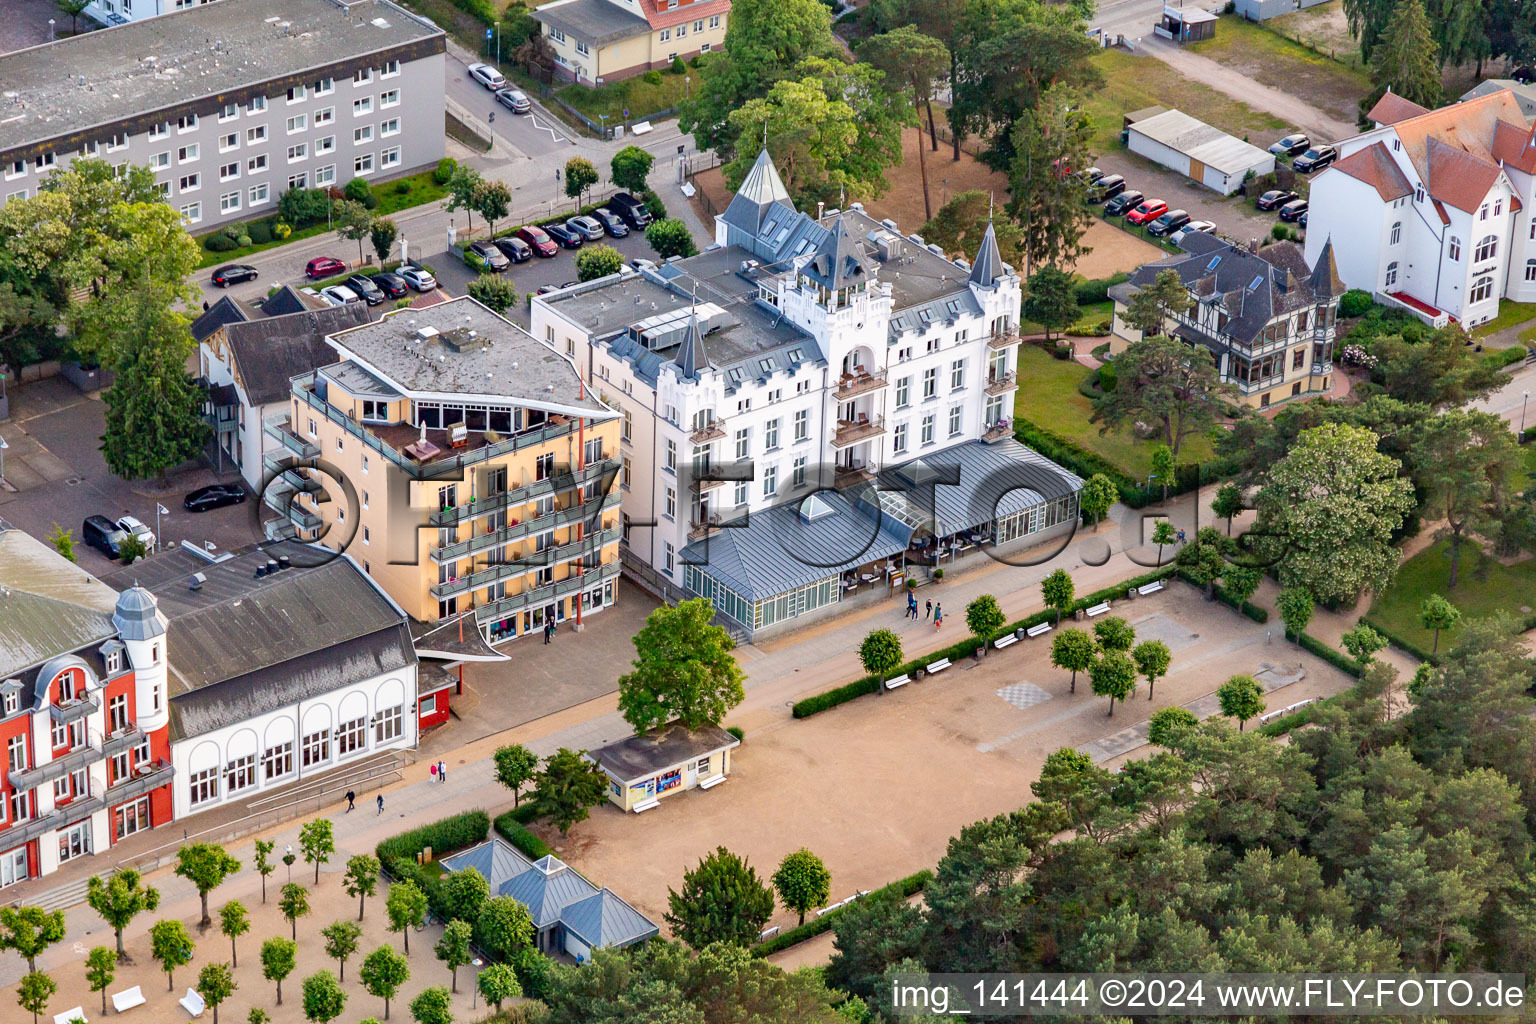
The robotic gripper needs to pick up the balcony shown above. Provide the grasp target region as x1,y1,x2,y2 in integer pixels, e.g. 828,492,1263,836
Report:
263,483,322,531
689,420,726,444
831,415,886,449
106,759,175,804
50,693,99,725
834,369,888,401
833,463,875,490
5,783,108,847
262,417,320,459
102,724,144,757
433,493,620,565
982,420,1013,443
8,743,103,791
688,513,724,540
430,528,620,600
474,560,623,624
429,459,617,528
984,371,1018,396
986,331,1021,350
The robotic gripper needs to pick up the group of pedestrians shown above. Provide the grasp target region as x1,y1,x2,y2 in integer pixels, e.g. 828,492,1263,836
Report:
342,758,448,816
904,592,944,629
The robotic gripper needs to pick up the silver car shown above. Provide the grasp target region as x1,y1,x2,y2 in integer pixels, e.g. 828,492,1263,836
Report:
319,285,360,307
398,266,437,292
567,215,604,241
495,87,531,113
467,62,506,90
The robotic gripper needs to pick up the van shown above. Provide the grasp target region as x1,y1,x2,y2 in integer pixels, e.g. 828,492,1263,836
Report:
608,191,653,229
82,515,128,559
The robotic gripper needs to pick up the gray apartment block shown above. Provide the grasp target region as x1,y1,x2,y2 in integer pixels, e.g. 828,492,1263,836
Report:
0,0,445,233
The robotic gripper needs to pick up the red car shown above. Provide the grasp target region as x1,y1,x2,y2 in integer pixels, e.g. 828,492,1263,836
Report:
305,256,348,280
516,225,558,258
1126,199,1168,226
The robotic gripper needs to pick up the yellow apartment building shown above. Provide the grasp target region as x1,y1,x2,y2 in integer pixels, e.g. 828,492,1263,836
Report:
532,0,728,85
262,296,624,647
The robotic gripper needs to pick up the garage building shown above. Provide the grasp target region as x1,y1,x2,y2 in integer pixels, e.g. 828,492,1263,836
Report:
1125,108,1276,195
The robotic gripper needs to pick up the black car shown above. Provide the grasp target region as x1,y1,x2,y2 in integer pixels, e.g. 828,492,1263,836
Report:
1298,210,1309,229
344,274,386,305
1102,190,1145,217
608,191,653,229
1268,132,1310,157
544,223,584,249
211,264,258,287
1292,145,1337,173
593,208,629,237
371,272,410,299
184,483,247,512
82,515,129,558
1256,189,1299,211
493,236,533,263
1088,174,1126,203
1147,209,1192,237
1278,198,1309,223
468,240,511,272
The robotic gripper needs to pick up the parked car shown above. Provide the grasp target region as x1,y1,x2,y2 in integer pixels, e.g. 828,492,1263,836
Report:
1256,189,1298,211
1126,199,1168,225
319,285,360,306
1079,166,1105,185
1292,145,1338,173
210,264,258,287
593,208,629,237
305,256,348,280
608,191,653,229
1298,210,1309,229
467,63,506,90
467,240,512,272
493,236,533,263
1147,209,1192,237
82,515,129,559
1278,198,1309,222
495,87,532,113
1268,132,1311,157
1088,174,1126,203
536,284,562,296
567,215,604,241
115,515,156,552
1102,190,1145,217
544,223,583,249
1170,219,1217,245
183,483,247,513
517,225,559,257
371,272,410,298
345,274,386,305
630,257,658,272
398,266,437,292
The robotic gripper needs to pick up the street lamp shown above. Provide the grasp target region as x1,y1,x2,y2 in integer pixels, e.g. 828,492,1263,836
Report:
0,435,7,485
684,75,690,101
1522,390,1529,435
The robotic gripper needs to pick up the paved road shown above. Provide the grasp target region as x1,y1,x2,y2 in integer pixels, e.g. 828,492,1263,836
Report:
1471,359,1536,432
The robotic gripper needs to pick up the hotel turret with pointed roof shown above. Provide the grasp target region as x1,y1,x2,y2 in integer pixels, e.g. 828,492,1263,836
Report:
528,148,1079,642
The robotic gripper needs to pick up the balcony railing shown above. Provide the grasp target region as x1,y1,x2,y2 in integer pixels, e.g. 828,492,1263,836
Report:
474,560,623,624
431,528,620,600
50,693,99,724
833,464,875,490
833,369,888,401
428,459,617,528
433,493,620,565
106,759,175,804
8,743,104,791
262,417,320,459
984,371,1018,395
831,415,886,448
689,420,726,444
986,331,1021,350
982,420,1012,442
688,513,725,540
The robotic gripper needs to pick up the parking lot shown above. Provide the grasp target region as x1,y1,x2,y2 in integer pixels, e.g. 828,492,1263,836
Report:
1094,149,1300,249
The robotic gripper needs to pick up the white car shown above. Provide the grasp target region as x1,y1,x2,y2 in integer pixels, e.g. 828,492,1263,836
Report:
398,266,437,292
467,63,506,90
1171,220,1218,246
319,285,360,306
115,515,156,551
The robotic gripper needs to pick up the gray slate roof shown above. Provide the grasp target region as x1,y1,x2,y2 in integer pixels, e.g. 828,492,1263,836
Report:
193,297,253,344
224,304,368,407
968,221,1004,287
0,525,119,682
531,0,650,46
719,148,797,240
588,722,739,781
560,889,660,950
802,215,872,291
262,284,328,318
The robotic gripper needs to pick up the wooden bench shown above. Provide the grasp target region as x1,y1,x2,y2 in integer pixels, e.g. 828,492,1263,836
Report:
111,987,146,1013
54,1008,87,1024
698,774,726,790
884,674,911,690
758,926,781,941
631,797,660,813
179,989,205,1018
1086,602,1112,617
1137,581,1165,596
1027,622,1053,638
926,658,952,674
993,634,1019,650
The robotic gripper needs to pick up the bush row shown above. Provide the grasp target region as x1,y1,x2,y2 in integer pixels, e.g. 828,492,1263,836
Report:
1484,345,1529,370
1178,571,1269,623
376,809,490,865
1287,630,1364,678
792,566,1178,719
494,808,553,861
1074,272,1129,306
752,869,933,957
1359,615,1440,665
1012,418,1152,508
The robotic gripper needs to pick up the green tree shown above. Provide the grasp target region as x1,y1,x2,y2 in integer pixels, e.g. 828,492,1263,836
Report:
1344,0,1398,58
254,840,276,904
1150,444,1175,502
46,524,77,562
1341,624,1389,669
321,919,363,981
1376,327,1505,409
1089,651,1137,716
858,26,951,219
1410,410,1523,588
84,946,116,1016
1079,473,1118,528
665,846,776,948
493,744,539,807
385,880,428,955
530,748,611,836
444,166,485,234
279,882,311,941
1222,564,1263,607
1122,269,1193,337
301,970,347,1024
433,920,474,993
437,867,490,925
1256,423,1415,603
859,627,904,693
408,986,453,1024
344,855,380,922
100,316,210,484
645,217,698,260
1041,569,1075,624
920,190,1027,268
610,145,655,193
360,945,411,1020
86,868,161,960
617,598,747,732
1217,674,1265,730
334,199,374,266
1132,639,1173,701
175,843,240,929
300,818,335,884
564,157,599,207
248,1009,270,1024
1006,85,1096,275
1211,483,1244,536
17,971,56,1024
149,918,193,991
56,0,89,33
1278,586,1315,642
1364,0,1441,118
1420,593,1461,653
773,848,832,925
1093,334,1230,456
1151,520,1176,565
965,594,1007,647
197,962,237,1024
466,273,515,313
1093,616,1135,653
1051,628,1096,694
575,243,624,282
1147,706,1199,747
261,938,298,1005
1022,265,1079,342
473,180,511,237
219,900,250,969
476,963,522,1013
476,896,535,962
370,218,399,264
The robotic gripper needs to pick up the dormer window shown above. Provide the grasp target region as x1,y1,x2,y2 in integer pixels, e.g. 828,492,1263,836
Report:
1415,186,1424,203
105,650,122,674
2,687,19,716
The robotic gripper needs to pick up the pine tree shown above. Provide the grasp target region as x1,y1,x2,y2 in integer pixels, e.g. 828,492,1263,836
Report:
101,314,208,485
1366,0,1442,114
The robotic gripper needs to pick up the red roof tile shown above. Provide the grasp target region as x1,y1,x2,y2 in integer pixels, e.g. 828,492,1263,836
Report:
1367,92,1430,125
1425,136,1502,213
1492,118,1536,175
637,0,729,29
1330,142,1412,201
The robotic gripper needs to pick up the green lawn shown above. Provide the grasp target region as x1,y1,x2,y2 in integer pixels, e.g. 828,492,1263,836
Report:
1021,300,1112,337
1187,14,1370,126
1472,301,1536,339
1369,537,1536,653
1013,343,1215,479
1082,49,1288,152
555,67,696,122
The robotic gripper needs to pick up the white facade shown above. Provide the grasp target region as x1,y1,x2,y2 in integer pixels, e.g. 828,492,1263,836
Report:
199,343,277,492
84,0,222,28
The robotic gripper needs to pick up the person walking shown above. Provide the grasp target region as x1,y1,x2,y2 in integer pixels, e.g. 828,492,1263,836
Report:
344,790,355,813
437,760,446,783
376,794,384,815
907,593,917,619
934,603,944,630
544,620,554,644
925,599,933,620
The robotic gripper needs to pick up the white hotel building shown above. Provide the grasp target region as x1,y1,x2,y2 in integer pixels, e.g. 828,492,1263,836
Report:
531,150,1083,639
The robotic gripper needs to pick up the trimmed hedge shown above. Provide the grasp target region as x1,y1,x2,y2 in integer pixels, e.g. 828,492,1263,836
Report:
1074,272,1129,306
493,809,552,861
376,810,490,865
1288,630,1364,678
1359,615,1439,665
1012,418,1151,508
1484,345,1529,370
752,869,933,957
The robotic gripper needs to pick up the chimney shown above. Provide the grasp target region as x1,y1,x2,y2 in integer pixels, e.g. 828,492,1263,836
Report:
277,555,291,569
266,559,279,575
189,572,206,591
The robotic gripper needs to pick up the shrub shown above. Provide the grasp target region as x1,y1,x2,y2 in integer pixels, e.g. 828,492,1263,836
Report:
222,223,242,240
1051,343,1073,359
375,811,490,866
1291,630,1364,678
1338,289,1374,318
689,54,704,68
344,177,378,210
641,187,667,220
433,158,458,186
492,811,552,861
792,677,879,718
395,180,412,194
643,69,664,85
1074,272,1129,306
204,233,238,252
236,234,252,248
1096,362,1117,392
670,56,686,74
726,726,745,742
247,219,274,245
279,187,330,228
752,870,933,957
1270,223,1290,241
273,221,292,240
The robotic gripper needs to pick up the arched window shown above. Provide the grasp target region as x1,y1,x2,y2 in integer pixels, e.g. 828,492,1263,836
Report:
1448,237,1461,261
1469,276,1495,304
1385,261,1399,288
1390,221,1402,245
1474,234,1498,262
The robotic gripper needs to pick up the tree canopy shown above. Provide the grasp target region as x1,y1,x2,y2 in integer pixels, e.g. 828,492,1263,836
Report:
1092,334,1231,456
618,598,746,734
